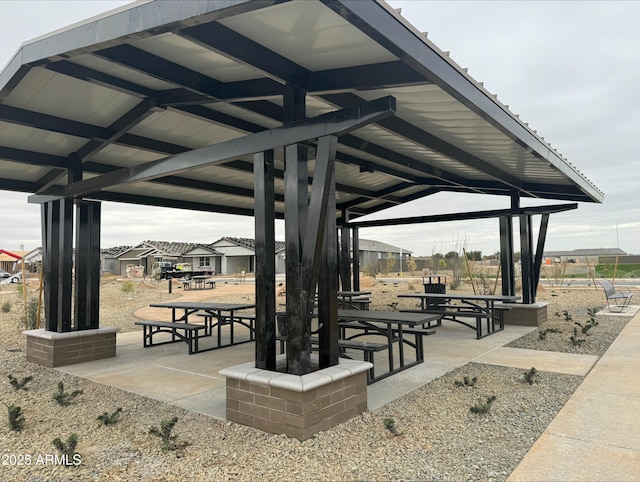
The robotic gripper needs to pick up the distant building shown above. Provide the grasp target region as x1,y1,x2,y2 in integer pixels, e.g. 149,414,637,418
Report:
542,248,627,265
357,239,413,273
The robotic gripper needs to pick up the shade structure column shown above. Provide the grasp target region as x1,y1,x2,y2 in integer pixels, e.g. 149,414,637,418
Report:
519,214,534,304
499,215,515,297
532,214,550,298
42,198,74,332
254,150,276,371
352,227,360,291
339,209,351,291
316,136,339,368
74,201,101,330
284,141,311,375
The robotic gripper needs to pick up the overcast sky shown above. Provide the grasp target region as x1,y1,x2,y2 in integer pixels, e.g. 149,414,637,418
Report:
1,1,639,257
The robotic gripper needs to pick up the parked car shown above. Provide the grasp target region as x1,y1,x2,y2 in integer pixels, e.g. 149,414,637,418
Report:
0,269,11,278
0,272,21,285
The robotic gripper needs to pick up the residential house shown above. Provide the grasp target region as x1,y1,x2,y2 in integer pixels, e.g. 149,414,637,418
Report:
356,238,413,274
0,249,24,273
114,241,206,276
207,237,287,275
181,245,222,273
100,246,130,274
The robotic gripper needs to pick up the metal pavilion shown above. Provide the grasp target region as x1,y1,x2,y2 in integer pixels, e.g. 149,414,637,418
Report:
0,0,602,378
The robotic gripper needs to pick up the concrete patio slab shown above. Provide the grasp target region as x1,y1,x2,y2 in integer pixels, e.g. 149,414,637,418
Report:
474,347,599,376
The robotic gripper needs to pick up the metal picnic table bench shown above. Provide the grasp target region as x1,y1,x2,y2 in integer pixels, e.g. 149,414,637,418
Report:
397,292,520,339
140,301,256,354
276,308,439,383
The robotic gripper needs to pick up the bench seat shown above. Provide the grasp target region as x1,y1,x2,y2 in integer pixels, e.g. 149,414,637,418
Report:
135,320,205,355
598,280,633,312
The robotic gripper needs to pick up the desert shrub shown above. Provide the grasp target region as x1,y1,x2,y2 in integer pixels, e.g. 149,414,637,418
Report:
20,297,40,329
1,300,11,313
121,280,135,293
470,395,496,414
52,382,83,406
7,404,25,431
97,407,123,426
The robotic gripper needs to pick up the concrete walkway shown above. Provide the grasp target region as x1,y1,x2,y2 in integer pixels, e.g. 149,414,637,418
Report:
508,305,640,482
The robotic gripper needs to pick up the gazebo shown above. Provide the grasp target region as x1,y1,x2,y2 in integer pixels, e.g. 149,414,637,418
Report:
0,0,602,439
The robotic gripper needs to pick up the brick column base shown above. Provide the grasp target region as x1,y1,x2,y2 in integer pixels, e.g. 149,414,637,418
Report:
23,327,120,367
502,302,549,327
220,357,371,441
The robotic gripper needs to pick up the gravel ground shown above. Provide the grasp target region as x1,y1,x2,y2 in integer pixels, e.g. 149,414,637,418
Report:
0,276,636,481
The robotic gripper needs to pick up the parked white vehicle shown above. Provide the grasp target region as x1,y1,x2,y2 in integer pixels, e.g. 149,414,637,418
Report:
0,272,22,285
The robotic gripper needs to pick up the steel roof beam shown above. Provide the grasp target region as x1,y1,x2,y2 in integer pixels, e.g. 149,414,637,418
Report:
347,203,578,228
88,191,256,217
220,159,404,204
0,146,69,169
182,21,430,93
322,92,531,195
29,96,396,202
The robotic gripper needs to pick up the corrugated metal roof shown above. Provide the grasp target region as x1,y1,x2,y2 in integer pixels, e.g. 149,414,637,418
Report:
0,0,603,222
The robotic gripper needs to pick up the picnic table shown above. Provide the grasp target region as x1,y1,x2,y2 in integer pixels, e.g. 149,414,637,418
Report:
184,275,215,290
337,309,440,382
145,301,256,352
397,292,519,339
275,308,439,383
337,290,372,310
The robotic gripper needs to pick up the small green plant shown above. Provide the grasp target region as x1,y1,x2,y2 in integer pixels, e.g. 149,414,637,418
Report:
524,367,539,385
570,327,585,346
7,404,25,431
538,327,562,340
554,310,572,322
383,417,401,436
52,433,79,459
20,297,40,329
149,416,188,451
15,282,24,296
52,381,83,406
1,300,11,313
470,395,496,414
575,308,600,335
97,407,123,426
121,280,135,293
454,376,477,387
8,374,33,390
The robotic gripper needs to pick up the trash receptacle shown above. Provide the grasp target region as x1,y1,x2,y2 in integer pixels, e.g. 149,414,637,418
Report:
423,275,446,309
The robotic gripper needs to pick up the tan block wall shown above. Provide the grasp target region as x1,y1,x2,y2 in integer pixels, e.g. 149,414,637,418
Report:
226,372,368,440
25,331,117,368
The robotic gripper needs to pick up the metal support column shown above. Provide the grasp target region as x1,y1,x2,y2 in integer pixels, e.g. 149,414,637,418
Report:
519,214,534,304
339,209,351,291
532,214,550,301
74,201,101,330
317,137,339,368
42,198,73,332
283,84,311,375
254,150,276,370
352,227,360,291
499,216,515,297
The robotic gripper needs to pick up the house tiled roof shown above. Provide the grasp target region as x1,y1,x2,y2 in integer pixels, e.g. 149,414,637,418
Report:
101,246,131,256
141,240,207,256
358,238,413,255
212,237,286,252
